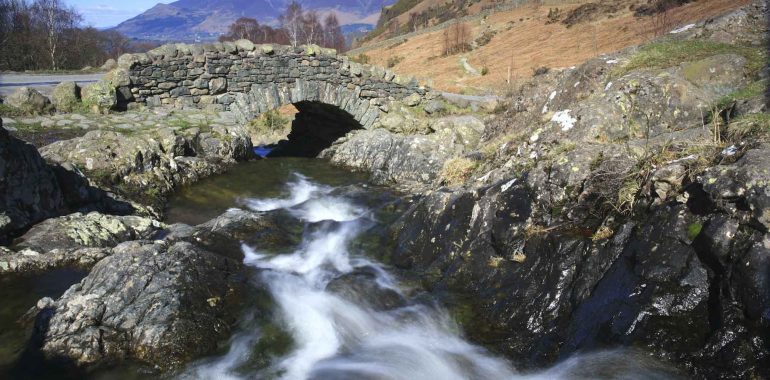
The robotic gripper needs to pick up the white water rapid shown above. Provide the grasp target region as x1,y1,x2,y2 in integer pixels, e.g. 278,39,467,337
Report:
181,174,677,380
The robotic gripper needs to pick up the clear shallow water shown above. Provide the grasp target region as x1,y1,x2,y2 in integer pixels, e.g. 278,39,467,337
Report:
165,158,370,225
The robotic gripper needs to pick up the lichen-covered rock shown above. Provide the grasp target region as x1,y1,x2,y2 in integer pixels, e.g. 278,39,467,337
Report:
40,125,253,214
100,58,117,71
0,247,111,275
677,54,748,97
14,212,161,252
37,241,244,370
81,81,116,114
51,81,81,112
0,125,64,244
320,128,461,188
6,87,51,114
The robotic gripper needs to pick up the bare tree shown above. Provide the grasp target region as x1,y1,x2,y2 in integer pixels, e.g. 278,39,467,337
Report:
303,10,321,45
323,13,345,51
280,1,303,48
442,23,470,56
32,0,79,70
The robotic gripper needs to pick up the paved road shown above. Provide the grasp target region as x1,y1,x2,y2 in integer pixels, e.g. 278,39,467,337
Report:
0,73,103,97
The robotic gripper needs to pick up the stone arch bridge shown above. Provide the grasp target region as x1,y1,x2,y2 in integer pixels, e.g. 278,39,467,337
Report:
116,41,429,130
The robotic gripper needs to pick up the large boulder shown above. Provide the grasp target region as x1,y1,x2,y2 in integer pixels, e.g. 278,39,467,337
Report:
40,126,253,214
81,81,116,114
100,58,117,71
6,87,51,114
0,125,64,244
320,128,451,186
37,241,244,370
390,172,770,378
51,81,81,113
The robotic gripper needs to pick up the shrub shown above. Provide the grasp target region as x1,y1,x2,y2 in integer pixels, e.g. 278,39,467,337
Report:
249,109,289,132
533,66,550,76
350,53,371,64
386,55,404,68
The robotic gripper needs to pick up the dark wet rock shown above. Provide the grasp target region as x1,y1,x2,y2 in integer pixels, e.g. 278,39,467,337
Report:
0,125,65,244
390,166,770,378
37,241,244,370
166,208,301,259
326,267,406,310
701,143,770,229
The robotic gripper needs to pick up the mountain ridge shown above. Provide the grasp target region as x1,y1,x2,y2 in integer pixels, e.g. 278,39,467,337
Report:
113,0,392,41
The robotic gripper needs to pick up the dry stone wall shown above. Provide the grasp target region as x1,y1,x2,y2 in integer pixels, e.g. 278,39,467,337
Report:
116,41,428,129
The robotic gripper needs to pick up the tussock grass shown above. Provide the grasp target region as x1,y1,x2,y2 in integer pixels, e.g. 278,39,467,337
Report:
440,157,478,185
615,39,767,77
726,113,770,142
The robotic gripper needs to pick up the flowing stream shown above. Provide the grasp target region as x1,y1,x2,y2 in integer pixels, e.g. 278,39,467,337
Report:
181,173,519,379
0,158,682,379
169,160,680,380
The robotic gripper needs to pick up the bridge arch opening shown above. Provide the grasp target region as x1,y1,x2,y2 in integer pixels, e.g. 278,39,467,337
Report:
266,101,363,158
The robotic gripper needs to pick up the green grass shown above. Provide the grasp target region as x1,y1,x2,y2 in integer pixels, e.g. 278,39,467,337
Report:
687,221,703,241
717,79,768,109
614,39,768,77
0,104,23,117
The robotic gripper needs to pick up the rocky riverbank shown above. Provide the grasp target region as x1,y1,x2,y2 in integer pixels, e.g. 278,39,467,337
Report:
368,2,769,378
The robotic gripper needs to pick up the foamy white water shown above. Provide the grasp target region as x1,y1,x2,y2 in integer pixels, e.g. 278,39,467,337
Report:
182,174,677,380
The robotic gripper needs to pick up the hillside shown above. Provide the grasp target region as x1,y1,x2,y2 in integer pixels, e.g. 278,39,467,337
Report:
351,0,755,93
113,0,394,41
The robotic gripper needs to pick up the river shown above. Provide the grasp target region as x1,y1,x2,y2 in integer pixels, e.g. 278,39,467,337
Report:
0,157,682,379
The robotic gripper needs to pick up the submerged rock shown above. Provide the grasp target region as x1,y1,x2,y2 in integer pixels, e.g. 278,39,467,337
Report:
37,241,244,370
166,208,301,259
326,267,406,310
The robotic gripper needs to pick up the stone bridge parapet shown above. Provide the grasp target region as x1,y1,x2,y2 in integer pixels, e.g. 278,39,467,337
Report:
115,41,430,129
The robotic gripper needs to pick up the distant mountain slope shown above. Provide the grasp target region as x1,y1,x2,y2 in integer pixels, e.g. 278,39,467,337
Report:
114,0,394,41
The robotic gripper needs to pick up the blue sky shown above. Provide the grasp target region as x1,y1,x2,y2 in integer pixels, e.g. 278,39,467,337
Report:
70,0,172,28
